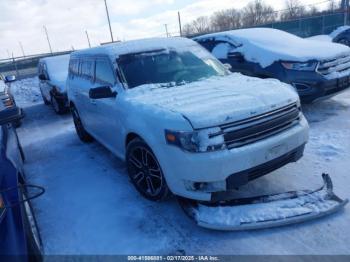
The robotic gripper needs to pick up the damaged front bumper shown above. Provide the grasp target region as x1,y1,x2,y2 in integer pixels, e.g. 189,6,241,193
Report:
178,174,348,231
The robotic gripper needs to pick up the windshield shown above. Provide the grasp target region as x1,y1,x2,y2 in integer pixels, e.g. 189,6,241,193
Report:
117,45,227,89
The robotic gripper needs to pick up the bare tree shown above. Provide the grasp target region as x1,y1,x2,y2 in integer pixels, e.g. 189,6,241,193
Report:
211,9,242,31
328,0,341,12
182,24,195,36
191,16,211,34
241,0,276,27
281,0,307,20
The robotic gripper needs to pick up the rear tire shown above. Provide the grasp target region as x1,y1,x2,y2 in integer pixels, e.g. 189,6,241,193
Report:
51,95,66,115
126,138,170,201
71,106,94,143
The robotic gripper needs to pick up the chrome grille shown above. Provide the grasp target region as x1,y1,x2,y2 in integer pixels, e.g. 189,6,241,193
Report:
317,54,350,77
219,103,300,149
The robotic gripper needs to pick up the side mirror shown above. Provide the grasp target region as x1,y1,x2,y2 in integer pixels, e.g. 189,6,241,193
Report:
38,74,47,81
4,75,16,83
89,86,117,99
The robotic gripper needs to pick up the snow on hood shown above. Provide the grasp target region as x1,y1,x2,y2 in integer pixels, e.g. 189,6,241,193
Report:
330,25,350,39
195,28,350,68
124,73,299,129
40,54,70,93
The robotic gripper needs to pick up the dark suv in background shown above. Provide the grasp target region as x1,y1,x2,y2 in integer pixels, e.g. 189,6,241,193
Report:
331,26,350,47
194,28,350,103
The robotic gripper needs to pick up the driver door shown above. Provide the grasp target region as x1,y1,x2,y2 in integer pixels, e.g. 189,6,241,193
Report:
89,57,123,154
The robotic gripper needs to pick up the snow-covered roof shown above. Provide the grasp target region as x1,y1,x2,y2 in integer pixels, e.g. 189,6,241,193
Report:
194,28,350,68
330,26,350,39
40,54,70,89
72,37,199,59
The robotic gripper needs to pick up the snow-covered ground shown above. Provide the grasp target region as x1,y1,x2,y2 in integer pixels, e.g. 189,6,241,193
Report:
11,77,350,255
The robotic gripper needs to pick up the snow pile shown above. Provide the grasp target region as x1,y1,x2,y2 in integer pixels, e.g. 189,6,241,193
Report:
9,77,41,108
40,54,70,92
330,26,350,39
124,73,298,128
195,188,340,229
195,28,350,67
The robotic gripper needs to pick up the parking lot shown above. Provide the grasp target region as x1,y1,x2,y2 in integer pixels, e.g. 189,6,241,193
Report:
11,77,350,255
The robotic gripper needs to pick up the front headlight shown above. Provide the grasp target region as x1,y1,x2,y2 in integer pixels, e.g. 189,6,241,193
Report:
165,128,226,153
281,61,318,71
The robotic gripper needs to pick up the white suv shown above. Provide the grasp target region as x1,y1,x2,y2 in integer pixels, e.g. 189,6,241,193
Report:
67,37,309,202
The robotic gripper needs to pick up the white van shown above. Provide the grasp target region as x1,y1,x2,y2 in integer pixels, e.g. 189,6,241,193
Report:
66,37,309,202
38,54,70,114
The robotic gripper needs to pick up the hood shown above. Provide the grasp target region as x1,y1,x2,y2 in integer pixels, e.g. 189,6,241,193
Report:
124,73,299,129
196,28,350,68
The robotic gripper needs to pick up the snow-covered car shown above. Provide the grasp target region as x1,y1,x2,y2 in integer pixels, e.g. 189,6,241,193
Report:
308,26,350,47
38,54,70,114
67,37,309,203
194,28,350,103
0,84,43,258
0,75,22,127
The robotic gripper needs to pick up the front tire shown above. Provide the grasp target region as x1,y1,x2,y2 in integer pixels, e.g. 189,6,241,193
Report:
71,106,94,143
126,139,170,201
40,88,50,105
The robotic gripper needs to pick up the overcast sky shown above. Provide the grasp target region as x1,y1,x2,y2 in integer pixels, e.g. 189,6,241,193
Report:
0,0,332,59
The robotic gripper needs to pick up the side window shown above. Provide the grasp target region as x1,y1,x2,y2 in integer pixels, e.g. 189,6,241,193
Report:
81,59,94,81
95,59,115,85
198,40,216,52
69,59,79,78
212,41,236,60
42,63,49,79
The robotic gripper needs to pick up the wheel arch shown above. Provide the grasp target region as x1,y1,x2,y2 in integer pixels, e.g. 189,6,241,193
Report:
125,132,143,147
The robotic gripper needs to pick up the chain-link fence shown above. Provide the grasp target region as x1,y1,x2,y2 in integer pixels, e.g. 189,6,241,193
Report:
0,51,71,80
263,11,347,37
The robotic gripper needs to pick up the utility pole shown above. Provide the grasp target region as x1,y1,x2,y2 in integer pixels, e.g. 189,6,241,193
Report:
11,52,19,77
178,12,182,37
164,24,169,37
6,50,11,60
19,42,25,57
85,30,91,48
43,25,53,54
104,0,114,42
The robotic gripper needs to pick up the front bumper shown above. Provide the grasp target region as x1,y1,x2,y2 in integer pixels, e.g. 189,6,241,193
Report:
294,75,350,103
157,116,309,201
178,174,348,231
